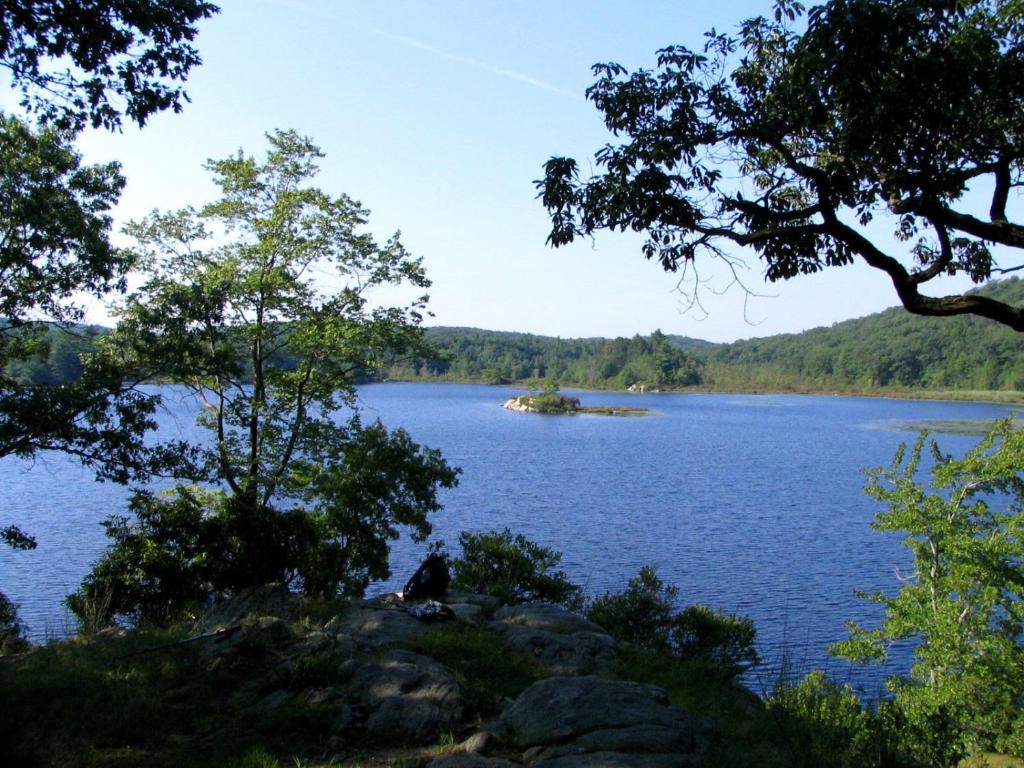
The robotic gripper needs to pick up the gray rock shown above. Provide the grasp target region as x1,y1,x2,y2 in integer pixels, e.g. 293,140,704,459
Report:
534,752,699,768
489,604,616,675
460,730,492,754
430,756,518,768
498,676,711,765
255,689,293,712
441,591,501,611
230,615,298,650
288,629,355,659
198,585,296,631
349,650,463,742
302,686,343,707
492,604,606,636
541,724,698,758
447,602,486,622
297,686,355,730
325,606,436,649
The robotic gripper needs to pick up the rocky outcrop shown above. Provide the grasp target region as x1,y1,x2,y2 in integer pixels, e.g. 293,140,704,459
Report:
430,756,518,768
325,603,439,649
189,590,719,764
349,650,464,741
198,584,297,631
496,676,713,766
489,603,618,675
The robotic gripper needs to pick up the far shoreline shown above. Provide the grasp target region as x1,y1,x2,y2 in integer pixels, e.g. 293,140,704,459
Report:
369,378,1024,407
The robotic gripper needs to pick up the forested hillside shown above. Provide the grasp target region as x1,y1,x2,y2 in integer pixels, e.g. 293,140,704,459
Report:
390,277,1024,394
701,277,1024,392
386,328,709,389
8,278,1024,395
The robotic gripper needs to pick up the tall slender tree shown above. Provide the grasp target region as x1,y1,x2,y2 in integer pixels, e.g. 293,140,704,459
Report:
73,131,458,623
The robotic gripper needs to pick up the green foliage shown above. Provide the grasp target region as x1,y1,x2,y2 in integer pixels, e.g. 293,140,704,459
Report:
2,514,38,653
72,433,457,628
0,115,169,478
389,327,706,390
450,528,583,608
1,0,218,473
0,591,27,654
538,0,1024,331
387,279,1024,395
0,625,336,767
586,566,759,678
765,671,903,768
17,277,1024,397
586,565,677,652
1,0,219,132
831,418,1024,763
703,278,1024,392
407,623,543,718
672,604,759,673
514,391,581,413
76,131,458,627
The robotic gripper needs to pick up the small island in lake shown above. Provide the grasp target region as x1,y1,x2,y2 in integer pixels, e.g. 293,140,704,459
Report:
502,386,650,416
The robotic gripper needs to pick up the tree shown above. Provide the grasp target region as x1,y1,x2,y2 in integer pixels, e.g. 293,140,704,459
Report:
586,566,759,678
1,1,220,471
538,0,1024,331
1,0,218,131
1,0,218,637
0,114,172,474
830,419,1024,763
72,131,459,624
450,528,583,608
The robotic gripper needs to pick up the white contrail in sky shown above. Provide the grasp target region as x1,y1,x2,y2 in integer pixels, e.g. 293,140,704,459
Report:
370,28,584,102
259,0,582,101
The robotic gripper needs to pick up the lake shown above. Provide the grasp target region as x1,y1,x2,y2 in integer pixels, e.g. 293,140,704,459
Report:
1,382,1017,696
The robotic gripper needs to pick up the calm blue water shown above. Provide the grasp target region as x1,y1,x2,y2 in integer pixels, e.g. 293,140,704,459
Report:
0,383,1017,696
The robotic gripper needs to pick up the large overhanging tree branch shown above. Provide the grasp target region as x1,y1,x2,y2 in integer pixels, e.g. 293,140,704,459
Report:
537,0,1024,331
0,0,218,131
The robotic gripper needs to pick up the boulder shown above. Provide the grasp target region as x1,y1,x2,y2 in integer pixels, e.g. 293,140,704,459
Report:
425,757,516,768
197,585,296,631
348,650,463,742
325,605,437,649
492,604,606,636
286,629,355,660
534,753,699,768
488,604,617,675
430,756,518,768
497,676,712,766
440,590,500,622
229,615,298,649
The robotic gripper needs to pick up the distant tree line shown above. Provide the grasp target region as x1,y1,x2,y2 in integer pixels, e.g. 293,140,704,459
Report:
701,277,1024,392
387,328,706,390
10,277,1024,395
393,278,1024,393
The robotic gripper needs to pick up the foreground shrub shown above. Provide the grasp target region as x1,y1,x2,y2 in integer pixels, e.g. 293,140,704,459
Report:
71,425,458,629
586,565,676,652
767,670,902,768
832,418,1024,763
450,528,582,608
0,591,28,654
408,623,543,717
586,565,758,678
1,524,35,653
672,604,758,674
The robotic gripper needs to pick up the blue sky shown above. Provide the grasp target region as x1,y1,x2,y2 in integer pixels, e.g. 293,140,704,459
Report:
9,1,985,342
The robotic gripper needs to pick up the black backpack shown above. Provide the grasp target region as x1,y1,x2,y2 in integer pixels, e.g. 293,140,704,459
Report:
402,554,451,600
